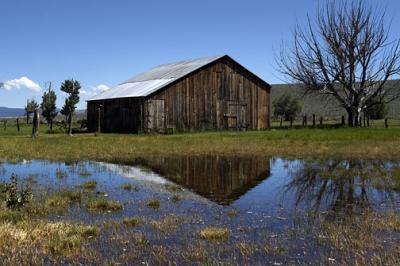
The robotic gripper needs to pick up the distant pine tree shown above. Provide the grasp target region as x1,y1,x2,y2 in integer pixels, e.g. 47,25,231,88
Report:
60,79,80,136
41,83,58,131
24,98,39,124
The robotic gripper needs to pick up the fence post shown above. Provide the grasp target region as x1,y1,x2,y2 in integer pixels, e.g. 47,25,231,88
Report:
385,118,388,128
341,116,345,126
16,118,20,132
280,117,283,128
290,117,293,128
319,116,323,126
312,114,316,127
31,110,39,138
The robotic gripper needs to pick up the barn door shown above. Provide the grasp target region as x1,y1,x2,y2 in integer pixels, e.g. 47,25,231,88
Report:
144,100,165,133
223,101,247,130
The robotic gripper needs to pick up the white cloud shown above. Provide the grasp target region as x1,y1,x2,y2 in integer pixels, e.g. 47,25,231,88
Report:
79,84,110,97
94,84,110,92
1,77,41,92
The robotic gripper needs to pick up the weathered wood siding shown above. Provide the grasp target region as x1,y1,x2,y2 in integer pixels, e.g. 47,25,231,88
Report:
87,57,270,133
87,98,144,133
149,58,270,131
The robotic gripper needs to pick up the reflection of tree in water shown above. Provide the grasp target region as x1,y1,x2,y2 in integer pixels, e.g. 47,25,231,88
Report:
285,159,399,216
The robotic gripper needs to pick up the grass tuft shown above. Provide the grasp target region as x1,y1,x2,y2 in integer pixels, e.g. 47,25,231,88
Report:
45,190,82,213
85,199,123,212
120,183,138,191
199,227,230,242
122,217,141,227
150,215,184,233
81,180,97,190
146,199,160,210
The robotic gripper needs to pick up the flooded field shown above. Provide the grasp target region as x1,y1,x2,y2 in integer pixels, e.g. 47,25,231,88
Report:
0,156,399,265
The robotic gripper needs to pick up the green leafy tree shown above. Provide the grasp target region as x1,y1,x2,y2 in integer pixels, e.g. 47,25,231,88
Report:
273,94,302,121
364,98,388,120
24,98,39,124
41,83,58,131
60,79,80,135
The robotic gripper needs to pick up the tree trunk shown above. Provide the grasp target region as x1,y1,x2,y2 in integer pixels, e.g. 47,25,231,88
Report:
346,108,361,127
50,120,53,131
31,110,39,138
68,114,73,136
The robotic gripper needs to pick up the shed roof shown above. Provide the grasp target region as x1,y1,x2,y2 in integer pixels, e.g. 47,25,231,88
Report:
88,55,270,101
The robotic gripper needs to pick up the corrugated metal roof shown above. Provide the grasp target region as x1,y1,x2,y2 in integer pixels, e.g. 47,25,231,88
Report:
88,55,225,101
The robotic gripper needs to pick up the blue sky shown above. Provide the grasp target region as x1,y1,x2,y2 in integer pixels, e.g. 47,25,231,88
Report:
1,0,399,109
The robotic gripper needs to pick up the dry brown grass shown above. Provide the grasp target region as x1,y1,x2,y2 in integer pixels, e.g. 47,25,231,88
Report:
150,215,184,233
199,227,230,243
318,212,400,265
0,221,98,257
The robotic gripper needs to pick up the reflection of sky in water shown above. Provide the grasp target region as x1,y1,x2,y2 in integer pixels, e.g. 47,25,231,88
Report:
0,157,398,264
0,157,398,218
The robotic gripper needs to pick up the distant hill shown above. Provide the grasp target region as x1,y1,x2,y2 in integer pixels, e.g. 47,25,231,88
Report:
271,80,400,119
0,107,87,119
0,107,25,118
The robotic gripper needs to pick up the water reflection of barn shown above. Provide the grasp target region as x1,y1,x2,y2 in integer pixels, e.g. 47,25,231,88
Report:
135,156,271,205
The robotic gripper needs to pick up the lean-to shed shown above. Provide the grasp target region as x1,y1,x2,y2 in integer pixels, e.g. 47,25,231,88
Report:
87,55,271,133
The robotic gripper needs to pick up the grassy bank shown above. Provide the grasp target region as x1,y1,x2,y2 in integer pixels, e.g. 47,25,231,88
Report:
1,123,400,161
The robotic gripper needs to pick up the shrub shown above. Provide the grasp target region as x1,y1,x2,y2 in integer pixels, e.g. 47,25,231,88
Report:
272,94,302,121
0,174,32,209
365,98,388,120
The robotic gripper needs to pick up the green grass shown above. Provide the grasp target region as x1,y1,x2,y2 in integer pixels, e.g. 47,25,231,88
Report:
44,190,83,212
85,198,123,212
80,180,97,190
146,199,161,210
120,183,138,191
1,122,400,161
122,217,141,227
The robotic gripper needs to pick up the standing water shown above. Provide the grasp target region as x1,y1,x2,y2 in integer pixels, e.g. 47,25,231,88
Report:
0,156,399,264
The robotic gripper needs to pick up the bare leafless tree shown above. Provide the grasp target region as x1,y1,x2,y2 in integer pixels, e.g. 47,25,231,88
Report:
277,1,400,126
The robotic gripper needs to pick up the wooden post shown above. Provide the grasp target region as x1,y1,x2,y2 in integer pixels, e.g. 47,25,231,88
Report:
319,116,323,126
312,114,316,127
97,106,101,133
290,117,293,128
16,118,20,132
280,117,283,128
31,110,40,138
341,116,345,126
304,115,308,127
3,120,6,131
385,118,388,128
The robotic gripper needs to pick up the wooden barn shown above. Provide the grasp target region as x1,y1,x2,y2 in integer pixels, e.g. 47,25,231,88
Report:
87,55,271,133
